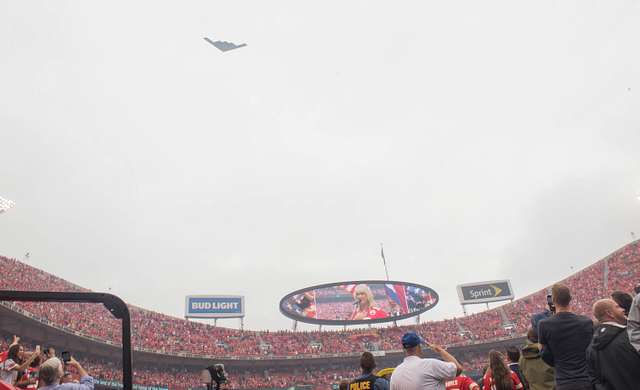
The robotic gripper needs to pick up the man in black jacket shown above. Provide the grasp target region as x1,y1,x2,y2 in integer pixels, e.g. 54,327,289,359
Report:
587,298,640,390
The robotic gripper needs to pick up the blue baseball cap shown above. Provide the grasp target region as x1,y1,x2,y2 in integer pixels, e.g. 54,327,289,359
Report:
401,332,425,348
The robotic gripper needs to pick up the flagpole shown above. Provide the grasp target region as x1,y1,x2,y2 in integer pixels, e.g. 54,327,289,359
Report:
381,243,390,281
381,243,398,327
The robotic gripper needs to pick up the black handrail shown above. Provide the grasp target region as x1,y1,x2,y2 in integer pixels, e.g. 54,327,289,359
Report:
0,291,132,390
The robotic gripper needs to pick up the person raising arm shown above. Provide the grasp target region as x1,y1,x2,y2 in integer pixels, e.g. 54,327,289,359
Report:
428,344,463,377
0,345,40,385
38,356,94,390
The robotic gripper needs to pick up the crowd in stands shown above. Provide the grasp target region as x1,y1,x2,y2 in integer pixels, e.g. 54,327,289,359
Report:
82,358,359,390
0,334,365,390
2,241,640,390
4,277,640,390
0,332,496,390
1,241,639,359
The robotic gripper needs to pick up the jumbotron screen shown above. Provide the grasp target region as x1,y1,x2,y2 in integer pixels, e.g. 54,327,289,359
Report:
279,280,439,325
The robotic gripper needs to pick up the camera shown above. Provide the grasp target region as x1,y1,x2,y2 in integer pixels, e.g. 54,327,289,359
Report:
546,294,556,314
530,295,555,329
201,364,228,390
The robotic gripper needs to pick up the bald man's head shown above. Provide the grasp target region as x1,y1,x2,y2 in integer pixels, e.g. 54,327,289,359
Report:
593,299,626,325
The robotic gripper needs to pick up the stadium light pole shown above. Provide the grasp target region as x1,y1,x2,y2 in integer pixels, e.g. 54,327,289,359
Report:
0,196,15,213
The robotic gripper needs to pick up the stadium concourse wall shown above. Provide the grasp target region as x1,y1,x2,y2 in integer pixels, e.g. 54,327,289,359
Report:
0,299,524,371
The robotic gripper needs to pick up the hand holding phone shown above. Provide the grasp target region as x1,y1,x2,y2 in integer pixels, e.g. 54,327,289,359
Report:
61,351,71,363
546,294,556,313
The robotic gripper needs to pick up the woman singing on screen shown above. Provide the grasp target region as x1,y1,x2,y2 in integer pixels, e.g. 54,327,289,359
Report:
350,284,388,320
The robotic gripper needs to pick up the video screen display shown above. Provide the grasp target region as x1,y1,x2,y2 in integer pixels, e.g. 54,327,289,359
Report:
279,281,439,325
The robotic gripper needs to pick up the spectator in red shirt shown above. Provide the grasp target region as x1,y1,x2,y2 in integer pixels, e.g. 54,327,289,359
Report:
482,350,523,390
16,356,40,390
0,337,20,364
445,374,479,390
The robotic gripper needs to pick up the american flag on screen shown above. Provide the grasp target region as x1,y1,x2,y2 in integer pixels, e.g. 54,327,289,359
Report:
385,284,409,314
424,291,436,305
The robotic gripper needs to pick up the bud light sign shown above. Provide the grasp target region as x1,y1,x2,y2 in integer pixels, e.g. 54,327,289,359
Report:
185,295,245,318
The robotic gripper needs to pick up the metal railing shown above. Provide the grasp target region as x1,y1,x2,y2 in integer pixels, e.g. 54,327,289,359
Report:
0,291,132,390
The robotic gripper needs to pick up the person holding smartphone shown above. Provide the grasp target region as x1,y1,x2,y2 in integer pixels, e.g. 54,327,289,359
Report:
37,356,93,390
538,284,593,390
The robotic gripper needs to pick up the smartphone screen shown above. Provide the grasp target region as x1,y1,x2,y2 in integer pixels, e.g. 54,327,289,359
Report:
61,351,71,363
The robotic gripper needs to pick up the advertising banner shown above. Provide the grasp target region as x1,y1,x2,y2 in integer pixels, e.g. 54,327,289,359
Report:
456,280,514,304
185,295,245,318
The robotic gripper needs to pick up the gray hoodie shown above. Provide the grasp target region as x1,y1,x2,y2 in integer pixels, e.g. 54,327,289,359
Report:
628,293,640,352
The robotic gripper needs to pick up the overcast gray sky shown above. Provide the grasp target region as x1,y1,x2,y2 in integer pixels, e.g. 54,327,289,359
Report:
1,0,639,331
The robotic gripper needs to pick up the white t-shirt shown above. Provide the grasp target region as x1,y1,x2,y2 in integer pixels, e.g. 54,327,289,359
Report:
391,355,457,390
0,358,18,384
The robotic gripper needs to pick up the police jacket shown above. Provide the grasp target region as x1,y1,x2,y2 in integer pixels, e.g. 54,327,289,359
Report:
350,373,389,390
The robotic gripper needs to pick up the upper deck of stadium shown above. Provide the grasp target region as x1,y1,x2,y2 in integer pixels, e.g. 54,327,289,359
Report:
1,240,638,360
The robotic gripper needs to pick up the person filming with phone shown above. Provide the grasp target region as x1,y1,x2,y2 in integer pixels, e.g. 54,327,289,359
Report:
390,332,462,390
538,284,593,390
38,354,94,390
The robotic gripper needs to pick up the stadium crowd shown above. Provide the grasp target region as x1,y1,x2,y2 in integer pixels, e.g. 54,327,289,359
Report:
0,333,496,390
3,277,640,390
1,241,639,359
0,334,366,390
1,241,640,390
